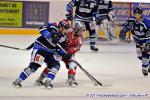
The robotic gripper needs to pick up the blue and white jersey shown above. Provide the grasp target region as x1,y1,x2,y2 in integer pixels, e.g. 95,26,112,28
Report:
34,23,67,54
97,0,113,19
123,17,150,46
66,0,97,22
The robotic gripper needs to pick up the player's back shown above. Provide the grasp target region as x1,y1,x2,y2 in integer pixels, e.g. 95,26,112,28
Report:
74,0,97,21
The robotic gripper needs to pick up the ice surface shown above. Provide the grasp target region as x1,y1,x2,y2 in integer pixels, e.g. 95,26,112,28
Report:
0,35,150,100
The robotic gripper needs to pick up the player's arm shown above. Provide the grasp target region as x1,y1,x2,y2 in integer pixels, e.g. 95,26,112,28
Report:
67,36,82,54
142,29,150,52
143,20,150,52
94,2,102,25
39,23,58,39
108,0,113,11
66,0,80,20
39,25,52,39
119,19,130,40
56,43,72,60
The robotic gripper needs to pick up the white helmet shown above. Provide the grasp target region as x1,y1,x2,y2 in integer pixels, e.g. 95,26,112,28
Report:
74,21,86,33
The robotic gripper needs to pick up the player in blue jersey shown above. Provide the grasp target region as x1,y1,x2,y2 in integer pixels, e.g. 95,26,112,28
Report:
119,8,150,76
66,0,99,51
12,20,72,88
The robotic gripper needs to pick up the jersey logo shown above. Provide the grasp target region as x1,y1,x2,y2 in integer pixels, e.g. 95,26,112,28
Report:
140,26,144,31
34,54,44,65
59,37,66,43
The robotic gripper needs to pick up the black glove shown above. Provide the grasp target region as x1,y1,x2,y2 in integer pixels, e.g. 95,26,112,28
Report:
96,19,102,25
51,33,60,44
66,13,73,21
143,43,150,52
63,53,72,60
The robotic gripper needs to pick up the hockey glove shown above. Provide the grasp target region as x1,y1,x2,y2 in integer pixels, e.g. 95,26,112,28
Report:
95,14,105,25
66,13,73,21
143,43,150,52
63,53,72,60
51,33,60,44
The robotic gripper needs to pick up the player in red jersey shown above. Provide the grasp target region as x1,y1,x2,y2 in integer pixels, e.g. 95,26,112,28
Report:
36,22,85,86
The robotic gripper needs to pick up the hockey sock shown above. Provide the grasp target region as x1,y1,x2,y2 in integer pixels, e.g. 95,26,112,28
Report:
47,65,60,80
19,67,33,81
68,69,76,78
37,68,48,81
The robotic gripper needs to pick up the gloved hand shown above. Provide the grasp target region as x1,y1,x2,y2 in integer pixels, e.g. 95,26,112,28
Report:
143,43,150,52
63,53,72,60
66,13,73,21
51,33,60,44
95,14,104,25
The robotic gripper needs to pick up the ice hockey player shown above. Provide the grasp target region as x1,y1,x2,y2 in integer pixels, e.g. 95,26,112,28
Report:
119,7,150,76
35,22,85,86
66,0,99,51
12,19,72,88
96,0,117,44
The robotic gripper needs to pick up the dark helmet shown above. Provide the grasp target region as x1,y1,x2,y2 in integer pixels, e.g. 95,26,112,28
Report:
133,7,143,14
58,19,70,29
47,22,58,33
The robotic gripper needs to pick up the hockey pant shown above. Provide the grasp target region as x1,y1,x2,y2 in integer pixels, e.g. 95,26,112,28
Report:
41,55,78,80
18,49,60,82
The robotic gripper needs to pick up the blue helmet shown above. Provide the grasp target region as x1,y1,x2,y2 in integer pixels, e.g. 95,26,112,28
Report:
133,7,143,14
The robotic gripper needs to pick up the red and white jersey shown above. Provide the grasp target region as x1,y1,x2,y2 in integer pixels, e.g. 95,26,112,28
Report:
65,28,83,54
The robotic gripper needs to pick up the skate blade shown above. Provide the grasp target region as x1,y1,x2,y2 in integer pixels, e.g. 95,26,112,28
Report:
101,83,112,87
12,84,22,88
34,81,44,86
43,84,53,89
66,82,78,87
94,82,112,87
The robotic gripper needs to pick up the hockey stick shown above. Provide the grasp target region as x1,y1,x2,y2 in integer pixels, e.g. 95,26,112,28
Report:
0,43,34,51
57,43,111,87
74,61,112,87
73,61,102,86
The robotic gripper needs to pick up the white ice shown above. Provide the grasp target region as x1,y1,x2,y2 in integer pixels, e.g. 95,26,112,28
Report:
0,35,150,100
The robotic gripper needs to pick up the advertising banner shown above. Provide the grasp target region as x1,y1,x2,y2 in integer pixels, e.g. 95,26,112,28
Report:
113,2,131,25
0,1,22,27
23,1,49,28
131,3,150,20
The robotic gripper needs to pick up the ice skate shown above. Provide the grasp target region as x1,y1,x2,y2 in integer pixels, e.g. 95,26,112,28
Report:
43,79,53,89
142,69,148,76
90,46,99,52
12,79,22,88
65,76,78,86
148,67,150,73
35,79,44,86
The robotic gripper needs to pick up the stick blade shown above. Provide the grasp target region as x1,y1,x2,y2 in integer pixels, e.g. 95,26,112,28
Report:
94,81,112,87
102,83,112,87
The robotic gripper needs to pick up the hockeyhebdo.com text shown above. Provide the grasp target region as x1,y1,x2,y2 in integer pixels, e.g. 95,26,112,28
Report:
86,93,149,98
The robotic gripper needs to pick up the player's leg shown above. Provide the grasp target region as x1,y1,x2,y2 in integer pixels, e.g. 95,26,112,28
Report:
136,46,142,61
43,54,61,88
86,22,99,51
136,45,149,76
12,49,45,87
141,51,149,76
148,65,150,73
65,57,78,86
35,67,49,86
148,59,150,73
